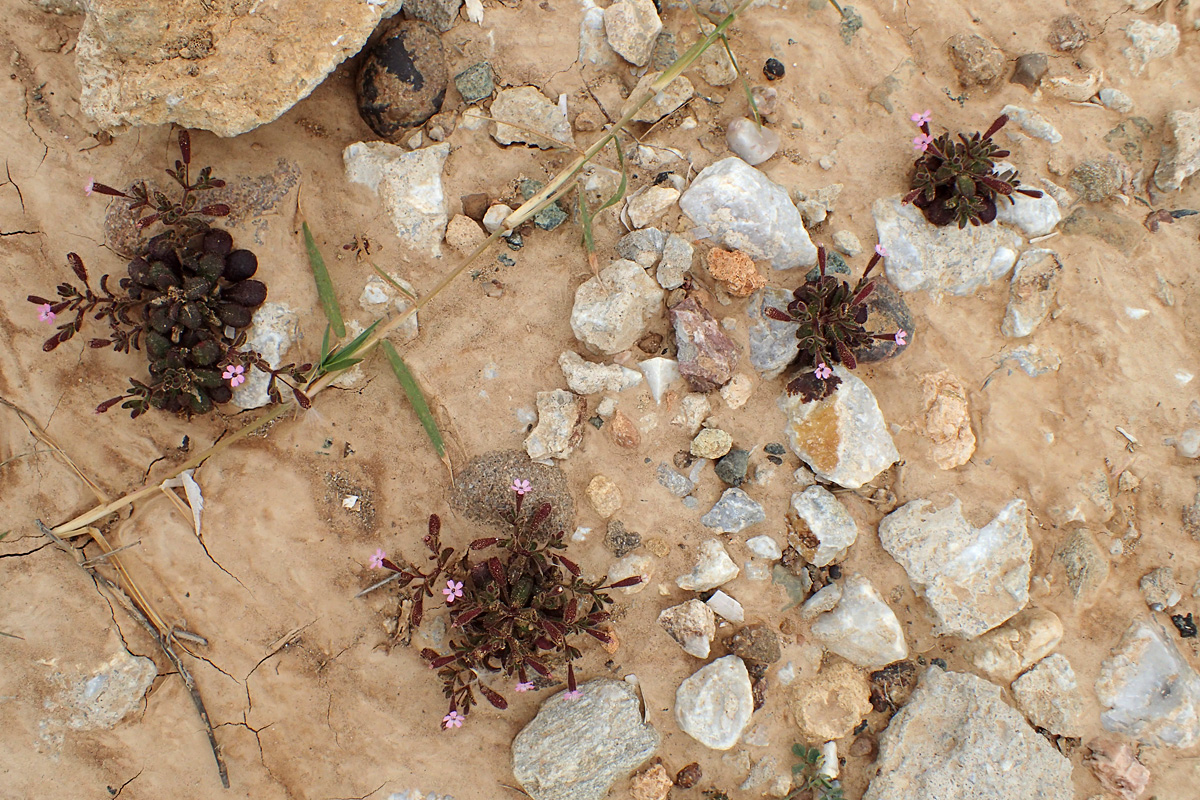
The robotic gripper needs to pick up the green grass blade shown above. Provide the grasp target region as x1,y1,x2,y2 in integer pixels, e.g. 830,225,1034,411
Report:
320,324,332,364
581,138,628,255
381,341,445,459
302,222,346,338
369,261,417,300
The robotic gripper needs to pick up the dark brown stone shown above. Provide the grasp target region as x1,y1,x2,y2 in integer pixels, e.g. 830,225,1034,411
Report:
356,20,448,140
1010,53,1049,90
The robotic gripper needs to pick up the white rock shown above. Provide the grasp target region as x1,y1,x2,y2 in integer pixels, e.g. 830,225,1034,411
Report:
873,194,1021,297
788,485,859,567
879,498,1031,639
490,86,574,150
524,390,586,461
1099,87,1134,113
706,589,745,623
230,303,299,410
1154,109,1200,193
638,357,680,404
657,233,694,290
578,4,619,68
747,287,800,380
1001,249,1062,338
625,71,693,123
675,656,754,750
625,186,680,230
482,203,513,233
962,608,1064,682
558,351,642,395
676,539,739,592
658,599,717,658
1013,654,1085,737
719,373,753,409
746,535,782,561
779,365,900,490
831,229,863,257
811,574,908,668
607,553,654,594
680,157,818,270
725,118,780,166
800,582,842,620
602,0,661,66
1000,105,1062,144
1124,21,1179,74
570,260,664,355
994,185,1062,237
864,669,1074,800
672,393,711,432
1095,618,1200,747
358,273,419,342
701,488,765,533
344,142,450,256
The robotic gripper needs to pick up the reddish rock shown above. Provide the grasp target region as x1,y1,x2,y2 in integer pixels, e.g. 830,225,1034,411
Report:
1086,738,1150,800
670,296,738,392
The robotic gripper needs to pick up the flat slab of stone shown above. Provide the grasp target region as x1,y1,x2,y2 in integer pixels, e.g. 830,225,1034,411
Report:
512,679,660,800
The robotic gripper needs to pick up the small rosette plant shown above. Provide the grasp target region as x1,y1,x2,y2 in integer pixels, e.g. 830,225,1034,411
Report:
369,480,640,729
904,110,1043,228
765,244,906,402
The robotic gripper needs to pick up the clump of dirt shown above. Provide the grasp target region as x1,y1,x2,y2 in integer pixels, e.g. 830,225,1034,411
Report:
450,449,574,534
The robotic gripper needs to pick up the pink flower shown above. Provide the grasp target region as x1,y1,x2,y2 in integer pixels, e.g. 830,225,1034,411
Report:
564,690,582,700
442,580,464,603
894,329,908,347
84,177,95,196
442,711,464,729
511,478,531,495
37,303,56,323
814,363,832,380
515,681,535,693
910,109,932,126
369,548,386,570
222,364,246,388
875,244,888,258
912,133,934,153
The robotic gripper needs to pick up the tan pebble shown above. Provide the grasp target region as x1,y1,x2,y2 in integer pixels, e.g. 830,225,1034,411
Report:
445,214,486,254
598,624,620,654
586,475,622,518
707,247,766,297
691,428,733,459
610,412,641,448
644,537,670,558
629,763,673,800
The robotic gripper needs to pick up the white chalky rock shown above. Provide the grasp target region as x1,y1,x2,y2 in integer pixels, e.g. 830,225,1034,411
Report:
658,599,717,658
787,485,858,567
680,157,817,270
1013,653,1085,737
962,608,1064,682
800,582,842,620
602,0,662,67
656,233,694,290
625,72,694,123
811,574,908,668
706,589,745,623
719,373,753,409
558,351,643,395
778,365,899,489
994,185,1062,237
231,303,299,410
1000,105,1062,144
676,539,739,592
1154,109,1200,193
1095,617,1200,747
873,194,1021,297
570,260,664,355
675,655,754,750
482,203,513,233
524,390,587,461
625,186,680,230
879,498,1031,639
746,535,782,561
344,141,450,256
725,117,780,166
490,86,574,150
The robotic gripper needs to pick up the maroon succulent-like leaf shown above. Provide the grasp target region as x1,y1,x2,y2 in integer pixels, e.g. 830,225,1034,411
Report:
200,204,231,217
984,114,1009,139
379,558,405,573
764,306,794,322
488,557,506,587
835,341,857,370
452,606,485,627
291,386,311,409
429,653,458,669
178,129,191,164
584,627,612,644
531,502,552,529
567,663,578,693
471,538,499,550
412,594,425,629
479,684,508,710
605,576,643,589
556,555,581,576
89,181,129,197
525,658,550,676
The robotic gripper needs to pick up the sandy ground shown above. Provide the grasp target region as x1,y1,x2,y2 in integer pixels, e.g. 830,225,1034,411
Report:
2,1,1200,798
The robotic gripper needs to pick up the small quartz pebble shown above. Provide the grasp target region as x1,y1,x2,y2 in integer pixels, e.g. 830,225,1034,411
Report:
801,582,842,619
1141,567,1183,610
707,589,745,623
726,118,780,166
692,428,734,459
677,539,740,591
639,357,680,404
720,373,753,410
747,534,782,560
482,204,513,233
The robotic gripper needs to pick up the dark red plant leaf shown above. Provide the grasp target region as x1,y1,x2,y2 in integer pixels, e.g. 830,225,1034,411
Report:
851,280,875,307
556,555,580,576
67,253,87,283
199,204,231,217
95,396,125,414
835,340,857,370
534,637,555,650
584,627,612,643
291,386,311,409
1016,188,1043,198
380,558,405,573
89,182,128,197
135,213,161,230
902,188,923,205
488,557,506,587
984,114,1009,139
452,606,485,627
419,648,440,661
429,653,458,669
178,130,191,164
764,306,793,322
428,514,441,543
43,331,67,352
525,658,550,676
531,502,552,529
470,538,499,550
412,593,425,629
567,663,577,693
478,684,508,710
88,338,111,349
817,245,827,277
27,295,54,305
605,576,643,589
564,598,578,624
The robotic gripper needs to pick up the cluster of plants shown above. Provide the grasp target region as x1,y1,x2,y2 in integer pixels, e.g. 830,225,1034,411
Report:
28,131,285,418
904,110,1043,228
368,480,640,729
765,245,906,402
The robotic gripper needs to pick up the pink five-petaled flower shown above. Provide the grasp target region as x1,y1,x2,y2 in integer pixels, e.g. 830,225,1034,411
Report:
442,579,464,603
912,132,934,153
910,109,932,126
222,364,246,388
37,303,56,323
369,548,386,570
814,362,833,380
875,244,888,258
511,478,531,495
894,329,908,347
84,177,95,196
515,682,535,693
564,690,583,700
442,711,464,729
